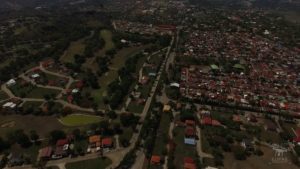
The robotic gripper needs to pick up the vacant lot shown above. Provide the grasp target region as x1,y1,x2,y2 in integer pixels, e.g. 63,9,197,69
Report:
0,115,64,137
59,114,103,127
65,157,112,169
10,84,61,99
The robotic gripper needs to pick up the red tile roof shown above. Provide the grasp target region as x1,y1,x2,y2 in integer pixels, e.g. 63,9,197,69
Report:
102,138,112,146
151,155,161,164
56,139,68,146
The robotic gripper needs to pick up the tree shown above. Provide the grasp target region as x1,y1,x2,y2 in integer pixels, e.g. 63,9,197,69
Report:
233,146,247,160
49,130,66,144
14,130,31,148
29,130,39,144
0,137,9,152
107,111,117,119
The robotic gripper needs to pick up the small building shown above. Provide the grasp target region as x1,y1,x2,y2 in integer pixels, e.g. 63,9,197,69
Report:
31,73,40,79
184,138,196,146
185,127,195,138
140,76,149,85
163,104,171,112
6,79,16,87
71,88,79,94
241,139,254,152
38,147,52,160
170,82,180,88
185,120,195,127
56,139,68,147
102,138,113,148
2,102,17,109
150,155,161,165
89,135,101,148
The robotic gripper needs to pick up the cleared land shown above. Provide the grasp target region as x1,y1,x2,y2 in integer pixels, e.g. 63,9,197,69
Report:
65,157,112,169
59,114,103,127
0,115,65,137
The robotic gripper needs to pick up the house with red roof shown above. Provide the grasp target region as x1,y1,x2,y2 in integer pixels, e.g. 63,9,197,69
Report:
102,138,113,148
293,129,300,144
185,120,196,127
150,155,161,165
185,127,195,138
67,95,73,103
201,117,221,126
38,147,52,160
184,157,196,169
56,139,68,147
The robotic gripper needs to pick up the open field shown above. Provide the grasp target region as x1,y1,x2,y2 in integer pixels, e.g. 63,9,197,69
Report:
60,38,86,63
100,29,115,51
59,114,103,127
223,145,299,169
10,84,61,99
65,157,112,169
0,115,65,137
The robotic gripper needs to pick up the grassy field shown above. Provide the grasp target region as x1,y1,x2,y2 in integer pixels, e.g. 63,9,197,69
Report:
0,91,9,101
60,38,86,63
0,115,65,137
59,114,103,127
91,46,148,108
65,157,112,169
100,29,115,51
10,84,61,99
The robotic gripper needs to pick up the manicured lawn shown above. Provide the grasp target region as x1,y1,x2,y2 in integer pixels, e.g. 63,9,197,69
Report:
59,114,103,127
60,38,86,63
100,29,115,50
152,113,171,155
65,157,112,169
0,91,9,101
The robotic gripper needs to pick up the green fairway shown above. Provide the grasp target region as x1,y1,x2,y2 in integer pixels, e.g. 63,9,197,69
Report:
100,29,115,50
60,38,86,63
65,157,112,169
59,114,103,127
